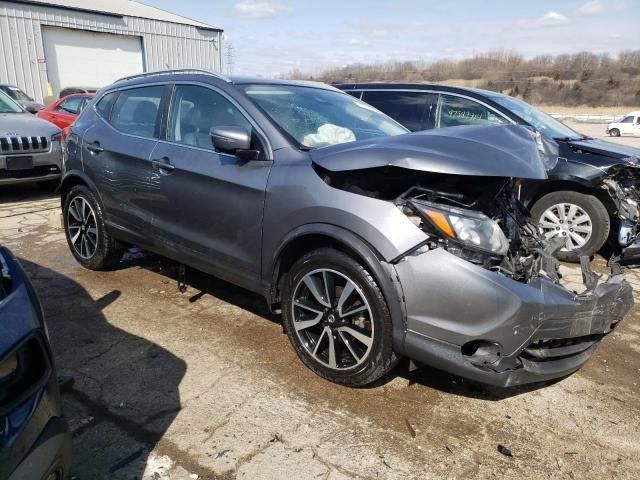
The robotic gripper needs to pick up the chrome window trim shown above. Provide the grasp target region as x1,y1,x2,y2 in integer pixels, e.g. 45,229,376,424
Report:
91,81,274,160
354,88,515,125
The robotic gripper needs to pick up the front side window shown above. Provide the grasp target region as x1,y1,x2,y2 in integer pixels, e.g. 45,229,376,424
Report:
241,84,407,150
57,96,84,114
362,91,434,132
621,116,633,124
0,90,23,113
167,85,253,151
436,94,509,129
109,86,163,139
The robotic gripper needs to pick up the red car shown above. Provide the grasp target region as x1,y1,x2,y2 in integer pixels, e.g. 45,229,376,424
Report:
37,93,94,129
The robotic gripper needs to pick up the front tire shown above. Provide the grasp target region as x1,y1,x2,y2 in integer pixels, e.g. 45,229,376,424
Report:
281,248,398,387
610,128,620,137
63,184,124,270
531,191,610,262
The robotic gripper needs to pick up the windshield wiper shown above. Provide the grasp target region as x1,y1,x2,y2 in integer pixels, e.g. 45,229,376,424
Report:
555,136,583,142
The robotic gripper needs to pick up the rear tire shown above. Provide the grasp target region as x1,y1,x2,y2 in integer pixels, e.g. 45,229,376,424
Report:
530,191,610,262
63,184,124,270
281,248,398,387
610,128,620,137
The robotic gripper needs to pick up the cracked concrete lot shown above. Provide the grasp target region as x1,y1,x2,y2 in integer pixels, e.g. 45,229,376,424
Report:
1,127,639,479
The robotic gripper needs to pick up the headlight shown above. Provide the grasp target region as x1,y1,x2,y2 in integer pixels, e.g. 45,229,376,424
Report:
411,200,510,256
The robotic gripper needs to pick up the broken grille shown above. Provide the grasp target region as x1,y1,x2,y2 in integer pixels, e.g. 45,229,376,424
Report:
0,136,49,153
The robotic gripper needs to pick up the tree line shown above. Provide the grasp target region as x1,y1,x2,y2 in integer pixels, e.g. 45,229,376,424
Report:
288,50,640,107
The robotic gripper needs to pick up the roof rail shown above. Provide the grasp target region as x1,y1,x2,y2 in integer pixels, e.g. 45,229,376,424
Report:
115,69,231,83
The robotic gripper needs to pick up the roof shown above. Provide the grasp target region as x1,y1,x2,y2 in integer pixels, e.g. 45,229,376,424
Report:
334,82,497,97
231,76,342,92
13,0,221,30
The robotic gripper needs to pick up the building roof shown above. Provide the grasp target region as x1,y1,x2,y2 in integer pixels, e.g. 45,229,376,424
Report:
13,0,221,30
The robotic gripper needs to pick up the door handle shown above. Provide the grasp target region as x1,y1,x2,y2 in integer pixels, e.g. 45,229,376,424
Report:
151,157,175,173
86,141,103,154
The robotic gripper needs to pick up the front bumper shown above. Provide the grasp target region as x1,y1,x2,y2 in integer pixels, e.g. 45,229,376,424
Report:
7,417,71,480
0,145,62,186
394,248,633,387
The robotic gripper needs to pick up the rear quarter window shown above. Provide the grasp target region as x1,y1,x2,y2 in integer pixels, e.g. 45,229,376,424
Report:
95,92,118,120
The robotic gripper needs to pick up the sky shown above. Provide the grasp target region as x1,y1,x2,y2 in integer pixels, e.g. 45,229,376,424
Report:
141,0,639,77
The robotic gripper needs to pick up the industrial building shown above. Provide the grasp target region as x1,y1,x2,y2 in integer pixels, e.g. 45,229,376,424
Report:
0,0,223,103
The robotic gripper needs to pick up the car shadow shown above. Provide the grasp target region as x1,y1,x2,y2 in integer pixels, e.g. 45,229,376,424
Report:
0,182,59,205
115,249,553,401
383,359,563,400
18,258,186,479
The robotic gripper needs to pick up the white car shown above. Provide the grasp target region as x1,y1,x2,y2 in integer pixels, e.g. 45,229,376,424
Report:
607,111,640,137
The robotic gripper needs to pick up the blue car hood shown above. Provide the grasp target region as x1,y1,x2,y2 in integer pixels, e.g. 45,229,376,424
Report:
310,124,550,180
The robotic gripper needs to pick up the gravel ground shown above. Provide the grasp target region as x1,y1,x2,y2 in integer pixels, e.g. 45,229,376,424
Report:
1,124,639,479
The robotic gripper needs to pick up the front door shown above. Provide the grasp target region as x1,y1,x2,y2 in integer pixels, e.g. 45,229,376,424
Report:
150,84,272,289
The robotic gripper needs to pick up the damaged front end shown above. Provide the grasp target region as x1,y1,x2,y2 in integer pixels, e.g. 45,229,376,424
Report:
600,164,640,263
312,124,634,386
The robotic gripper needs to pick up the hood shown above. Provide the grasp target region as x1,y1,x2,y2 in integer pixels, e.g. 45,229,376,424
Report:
0,112,60,137
568,137,640,158
310,124,549,180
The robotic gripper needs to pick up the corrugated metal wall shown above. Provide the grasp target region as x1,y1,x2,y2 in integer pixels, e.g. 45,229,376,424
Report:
0,1,223,102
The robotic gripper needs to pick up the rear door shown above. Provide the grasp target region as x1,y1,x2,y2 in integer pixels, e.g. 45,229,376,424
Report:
360,90,436,131
81,85,165,244
149,83,273,288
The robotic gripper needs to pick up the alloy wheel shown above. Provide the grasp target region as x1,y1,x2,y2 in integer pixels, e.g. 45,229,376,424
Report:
291,268,374,370
539,202,592,251
67,196,98,259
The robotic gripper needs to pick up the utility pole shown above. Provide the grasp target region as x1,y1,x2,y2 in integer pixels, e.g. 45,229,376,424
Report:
225,42,234,75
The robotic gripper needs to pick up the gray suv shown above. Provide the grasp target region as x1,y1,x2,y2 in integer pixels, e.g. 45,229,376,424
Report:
60,70,633,388
0,90,62,186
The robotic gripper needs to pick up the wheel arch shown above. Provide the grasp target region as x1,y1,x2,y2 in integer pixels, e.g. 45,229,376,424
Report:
527,179,615,217
60,171,105,211
267,224,406,345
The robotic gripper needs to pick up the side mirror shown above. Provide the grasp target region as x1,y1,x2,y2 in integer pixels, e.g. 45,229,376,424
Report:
210,125,258,159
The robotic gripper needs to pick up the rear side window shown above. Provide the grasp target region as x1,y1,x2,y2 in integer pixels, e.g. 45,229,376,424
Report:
95,92,118,119
362,91,434,132
436,94,509,129
109,86,164,139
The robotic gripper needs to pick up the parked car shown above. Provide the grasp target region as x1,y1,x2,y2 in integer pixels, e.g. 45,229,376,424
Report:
60,70,633,388
0,90,62,187
58,87,98,99
607,111,640,137
0,84,44,114
337,83,640,262
37,93,94,129
0,246,71,479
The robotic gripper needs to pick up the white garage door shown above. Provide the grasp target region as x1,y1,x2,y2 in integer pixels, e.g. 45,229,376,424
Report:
42,26,144,96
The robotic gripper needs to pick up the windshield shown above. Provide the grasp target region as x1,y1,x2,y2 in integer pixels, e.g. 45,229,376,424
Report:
241,84,408,149
485,93,582,140
0,90,24,113
8,87,32,101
